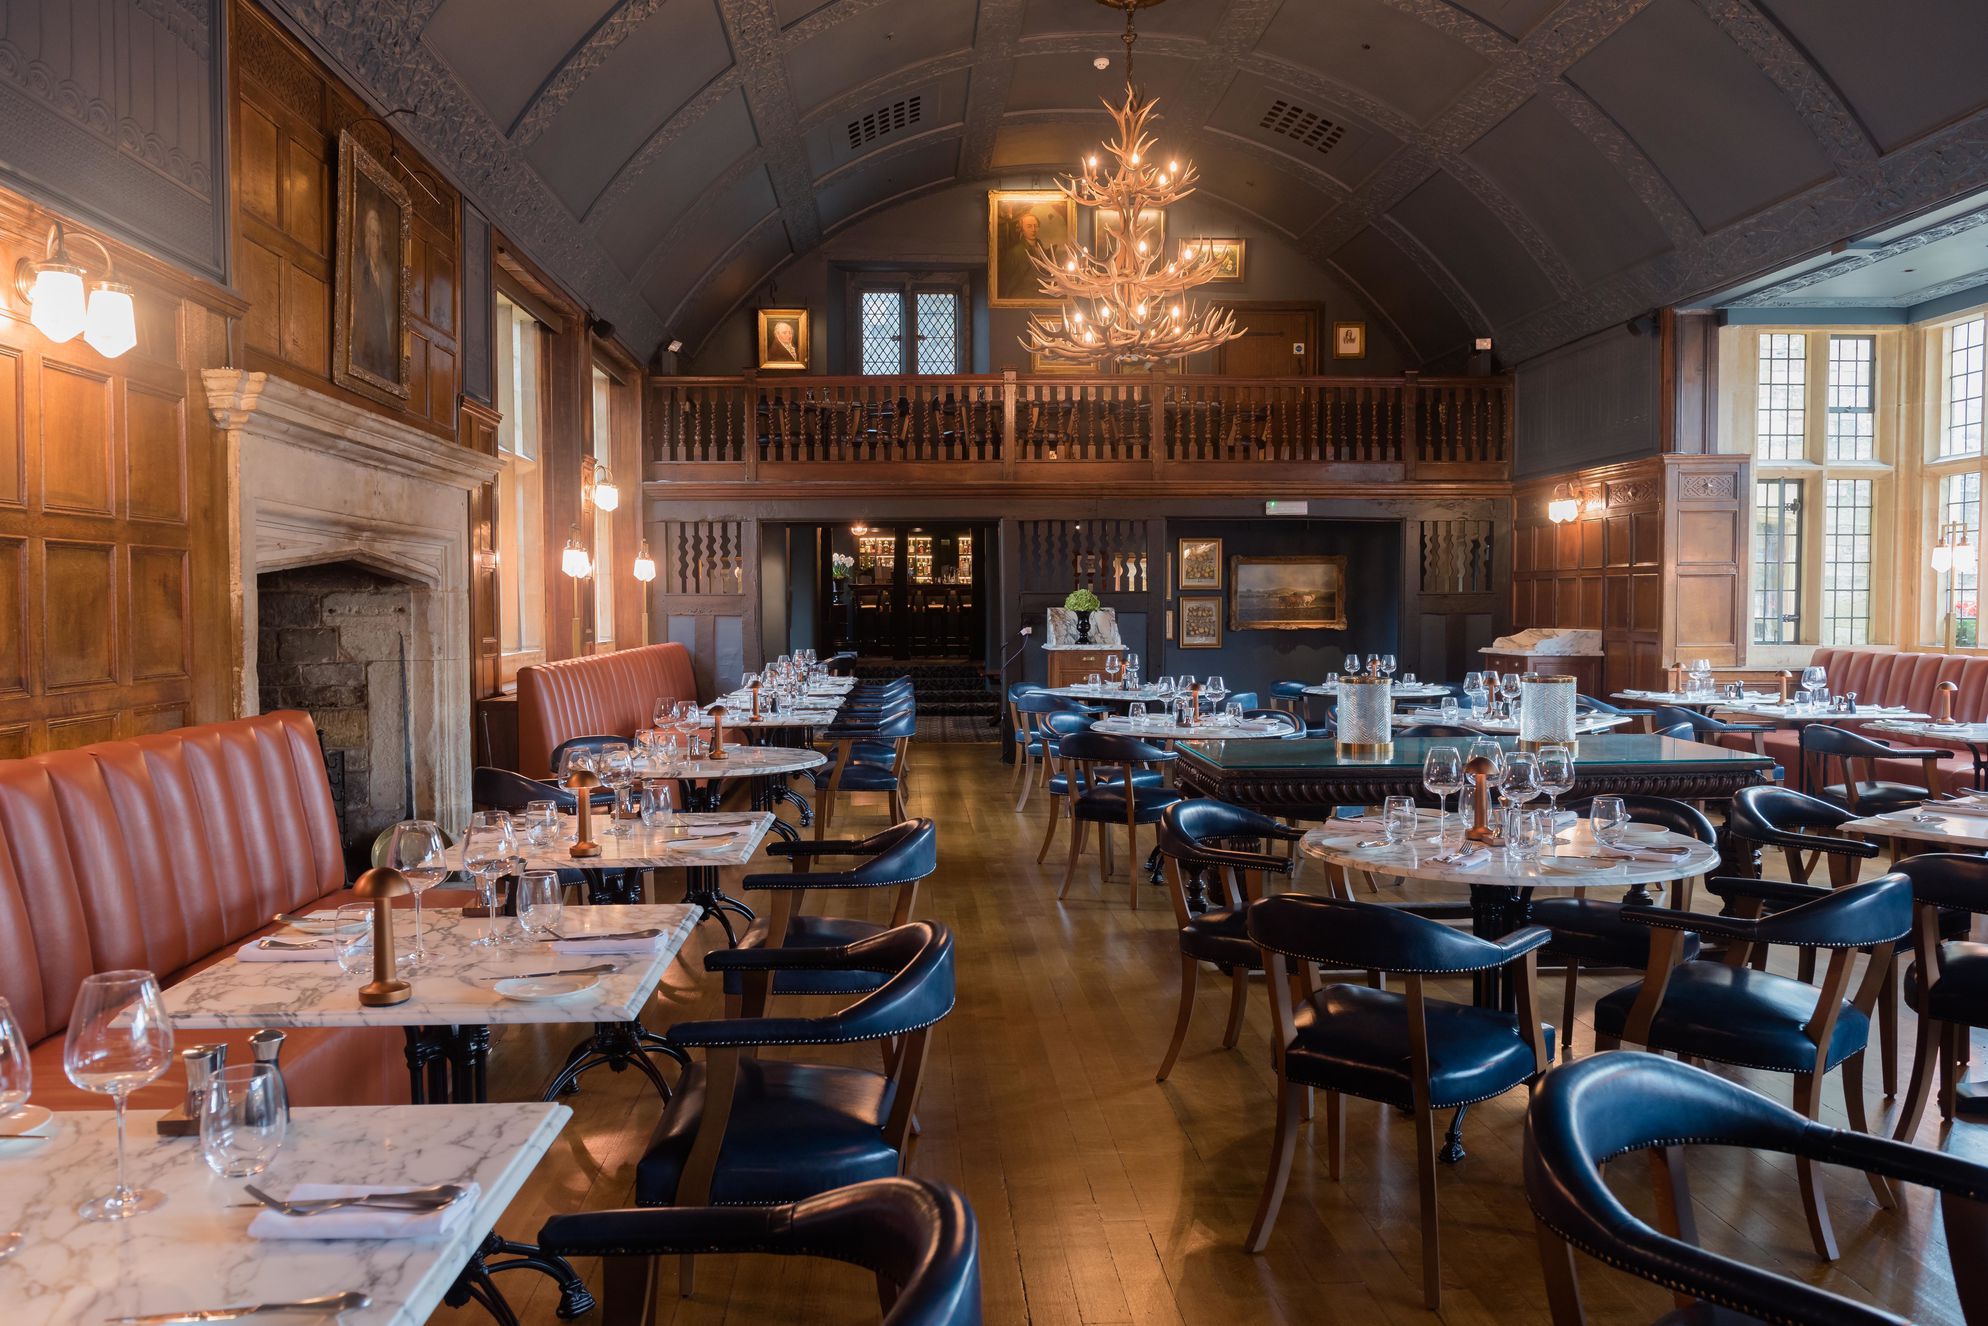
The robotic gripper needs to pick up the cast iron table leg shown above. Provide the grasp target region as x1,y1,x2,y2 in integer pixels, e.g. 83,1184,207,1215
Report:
677,780,760,936
542,1019,688,1101
449,1232,597,1322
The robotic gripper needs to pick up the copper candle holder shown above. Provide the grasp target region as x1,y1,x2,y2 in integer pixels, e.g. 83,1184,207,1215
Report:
1188,683,1201,727
708,705,730,759
1937,679,1959,724
567,768,602,858
1778,670,1793,703
749,680,762,720
352,866,412,1007
1464,755,1502,845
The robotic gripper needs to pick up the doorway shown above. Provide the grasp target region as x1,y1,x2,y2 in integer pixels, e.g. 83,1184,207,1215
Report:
818,523,992,661
1215,304,1320,376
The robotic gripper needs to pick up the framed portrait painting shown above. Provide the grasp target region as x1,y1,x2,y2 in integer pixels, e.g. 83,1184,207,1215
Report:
1177,537,1222,590
757,308,811,370
1199,238,1245,282
333,130,413,404
989,190,1076,307
1333,321,1367,359
1229,555,1348,631
1178,596,1223,649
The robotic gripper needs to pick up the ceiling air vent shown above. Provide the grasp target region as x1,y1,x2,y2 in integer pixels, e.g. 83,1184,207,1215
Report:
1259,99,1345,157
848,95,923,151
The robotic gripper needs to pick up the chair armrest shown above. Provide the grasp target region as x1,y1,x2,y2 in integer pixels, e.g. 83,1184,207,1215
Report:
740,869,909,891
704,942,890,973
764,839,874,860
1496,925,1554,962
1737,826,1881,858
1620,904,1749,942
539,1206,786,1257
1706,876,1833,907
1719,722,1777,734
1875,744,1954,760
662,1012,855,1050
1168,844,1296,876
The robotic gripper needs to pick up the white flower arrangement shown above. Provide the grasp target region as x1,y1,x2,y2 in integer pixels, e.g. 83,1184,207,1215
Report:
830,553,856,579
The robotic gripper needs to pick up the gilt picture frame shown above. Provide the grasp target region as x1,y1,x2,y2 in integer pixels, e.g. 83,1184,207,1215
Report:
1177,537,1222,590
333,129,413,404
1200,238,1245,282
757,308,811,370
989,190,1076,307
1229,554,1348,631
1178,596,1223,648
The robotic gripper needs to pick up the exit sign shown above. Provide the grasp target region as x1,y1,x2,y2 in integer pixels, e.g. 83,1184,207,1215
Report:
1265,500,1309,516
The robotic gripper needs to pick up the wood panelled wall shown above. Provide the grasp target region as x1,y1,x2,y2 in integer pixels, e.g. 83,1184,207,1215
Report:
229,0,460,438
1512,452,1750,692
0,197,240,755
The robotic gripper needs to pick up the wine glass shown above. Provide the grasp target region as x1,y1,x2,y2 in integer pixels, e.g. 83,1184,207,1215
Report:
1499,754,1540,845
1379,654,1397,679
516,870,565,941
597,744,635,837
1345,653,1362,676
1156,675,1176,697
0,996,29,1121
1105,654,1123,688
1463,672,1489,712
384,819,446,970
524,798,560,847
462,811,518,948
1123,652,1140,687
1801,664,1828,709
1590,795,1628,850
1535,745,1575,831
200,1064,287,1179
64,971,173,1221
1422,745,1463,829
1497,671,1523,718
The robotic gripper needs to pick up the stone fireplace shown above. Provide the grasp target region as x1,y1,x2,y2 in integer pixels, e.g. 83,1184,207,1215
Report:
205,370,500,838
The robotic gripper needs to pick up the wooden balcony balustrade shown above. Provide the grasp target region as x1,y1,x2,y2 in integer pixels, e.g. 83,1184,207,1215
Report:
646,372,1510,487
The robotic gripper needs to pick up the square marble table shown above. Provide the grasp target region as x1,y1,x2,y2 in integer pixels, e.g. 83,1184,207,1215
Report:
1841,805,1988,849
0,1102,569,1326
162,905,700,1104
450,811,776,873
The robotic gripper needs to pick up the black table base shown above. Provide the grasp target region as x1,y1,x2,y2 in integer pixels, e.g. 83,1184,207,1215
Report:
446,1232,597,1323
542,1019,689,1101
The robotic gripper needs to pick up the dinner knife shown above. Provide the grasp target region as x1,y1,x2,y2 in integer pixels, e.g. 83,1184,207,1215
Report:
105,1290,371,1323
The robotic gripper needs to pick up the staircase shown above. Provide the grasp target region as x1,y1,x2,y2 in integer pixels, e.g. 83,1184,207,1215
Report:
852,659,999,741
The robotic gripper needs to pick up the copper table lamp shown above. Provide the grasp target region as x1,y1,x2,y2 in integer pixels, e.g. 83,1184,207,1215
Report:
1938,679,1959,724
567,768,602,858
353,866,412,1007
708,705,730,759
1464,755,1502,846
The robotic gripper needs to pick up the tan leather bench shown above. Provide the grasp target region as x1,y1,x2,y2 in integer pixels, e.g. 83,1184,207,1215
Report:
515,642,700,776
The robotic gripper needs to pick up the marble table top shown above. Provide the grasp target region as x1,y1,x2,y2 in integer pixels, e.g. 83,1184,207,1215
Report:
1301,817,1718,888
1615,689,1778,706
703,699,842,728
634,745,826,780
1093,716,1296,740
0,1102,567,1326
162,904,699,1029
1303,682,1452,700
1712,701,1928,724
1843,804,1988,848
1044,684,1171,702
1868,719,1988,743
461,812,775,870
1391,711,1630,736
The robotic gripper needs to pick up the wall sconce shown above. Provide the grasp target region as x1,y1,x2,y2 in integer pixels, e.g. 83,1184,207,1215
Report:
15,221,136,357
561,527,593,579
588,464,620,512
1546,482,1581,525
632,538,656,583
1934,522,1977,576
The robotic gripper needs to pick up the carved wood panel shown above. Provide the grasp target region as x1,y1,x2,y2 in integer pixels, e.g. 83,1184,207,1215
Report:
0,193,235,753
230,0,460,438
1513,457,1664,692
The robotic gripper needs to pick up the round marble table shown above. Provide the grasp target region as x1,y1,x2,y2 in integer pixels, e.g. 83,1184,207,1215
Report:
1093,715,1297,740
1044,684,1175,707
1302,681,1452,702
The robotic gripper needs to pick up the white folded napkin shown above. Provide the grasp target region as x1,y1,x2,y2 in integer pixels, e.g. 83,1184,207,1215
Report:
1441,847,1491,868
549,933,664,955
679,822,745,838
235,938,340,963
1929,800,1988,818
1594,843,1693,863
247,1182,481,1241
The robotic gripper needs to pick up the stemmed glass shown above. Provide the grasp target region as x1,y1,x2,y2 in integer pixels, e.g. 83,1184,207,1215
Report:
1466,736,1505,829
1345,653,1362,676
1801,664,1828,709
1123,652,1140,687
462,811,519,947
64,971,174,1221
1205,674,1229,709
1422,745,1463,831
1378,654,1397,679
1497,671,1523,718
1105,654,1123,689
384,819,446,969
1535,745,1575,832
1499,753,1541,847
597,744,635,837
1463,671,1489,712
0,997,26,1260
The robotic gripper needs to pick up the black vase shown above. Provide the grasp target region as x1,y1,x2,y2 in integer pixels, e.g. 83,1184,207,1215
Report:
1074,609,1093,644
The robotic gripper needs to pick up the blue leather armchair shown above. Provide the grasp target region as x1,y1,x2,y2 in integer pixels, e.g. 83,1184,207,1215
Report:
1054,731,1183,908
1891,852,1988,1142
1800,723,1952,815
1243,893,1553,1309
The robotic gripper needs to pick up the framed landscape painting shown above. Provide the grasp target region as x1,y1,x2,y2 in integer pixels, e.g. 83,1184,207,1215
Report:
1229,554,1348,631
1200,238,1245,282
1178,595,1223,648
1178,537,1221,590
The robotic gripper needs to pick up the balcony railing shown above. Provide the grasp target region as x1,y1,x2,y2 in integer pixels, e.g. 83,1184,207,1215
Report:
648,372,1509,480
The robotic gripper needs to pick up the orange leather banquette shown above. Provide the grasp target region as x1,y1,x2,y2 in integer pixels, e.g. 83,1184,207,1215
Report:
1754,647,1988,793
516,642,700,776
0,712,407,1110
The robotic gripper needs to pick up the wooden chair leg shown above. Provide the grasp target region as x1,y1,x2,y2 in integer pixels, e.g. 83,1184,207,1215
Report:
1535,1226,1586,1326
1793,1072,1839,1260
1942,1020,1964,1122
1244,1080,1304,1253
1126,822,1140,910
1414,1103,1443,1311
1878,954,1899,1098
1222,966,1249,1049
679,1254,696,1298
1156,954,1197,1083
1014,751,1036,812
1839,1053,1897,1209
1097,820,1113,890
1560,958,1580,1063
1895,1009,1941,1143
1324,1089,1344,1181
1059,818,1088,900
1036,796,1063,864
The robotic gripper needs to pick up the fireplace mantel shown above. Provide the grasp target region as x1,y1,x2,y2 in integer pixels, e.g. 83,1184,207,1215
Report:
204,370,499,834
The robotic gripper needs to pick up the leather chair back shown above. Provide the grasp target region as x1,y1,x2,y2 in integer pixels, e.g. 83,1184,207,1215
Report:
747,819,939,891
1250,891,1542,974
1562,794,1714,844
1156,798,1300,874
0,712,345,1047
516,643,698,776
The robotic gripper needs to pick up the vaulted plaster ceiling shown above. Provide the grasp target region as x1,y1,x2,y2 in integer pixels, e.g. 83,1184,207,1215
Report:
266,0,1988,365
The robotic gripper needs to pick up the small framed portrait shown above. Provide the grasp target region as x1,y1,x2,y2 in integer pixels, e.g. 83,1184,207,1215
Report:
1333,321,1367,360
1178,595,1224,649
757,308,811,370
1177,537,1222,590
1094,206,1165,259
333,130,413,404
1197,238,1245,282
989,190,1077,307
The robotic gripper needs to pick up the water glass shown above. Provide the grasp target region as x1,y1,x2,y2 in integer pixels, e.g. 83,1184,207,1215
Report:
1087,672,1103,690
517,870,565,940
641,780,675,828
1224,700,1243,725
524,799,560,846
1403,672,1418,686
1128,702,1147,723
0,996,30,1120
1439,696,1460,723
1382,795,1418,846
64,971,173,1220
1505,809,1548,860
383,819,447,969
1591,795,1628,849
200,1064,287,1179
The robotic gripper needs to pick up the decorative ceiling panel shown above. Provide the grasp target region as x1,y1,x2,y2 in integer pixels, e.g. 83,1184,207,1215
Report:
593,88,760,273
420,0,614,130
1756,0,1988,154
1254,0,1492,127
1389,169,1557,326
779,0,976,116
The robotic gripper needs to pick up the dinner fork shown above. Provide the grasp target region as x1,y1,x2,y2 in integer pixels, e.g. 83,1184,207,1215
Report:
241,1183,465,1215
256,938,330,950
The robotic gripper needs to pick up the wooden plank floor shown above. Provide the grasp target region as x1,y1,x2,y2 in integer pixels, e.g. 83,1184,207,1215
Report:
436,743,1969,1324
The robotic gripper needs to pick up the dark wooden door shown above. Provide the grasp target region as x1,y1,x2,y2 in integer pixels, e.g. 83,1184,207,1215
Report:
1215,307,1319,376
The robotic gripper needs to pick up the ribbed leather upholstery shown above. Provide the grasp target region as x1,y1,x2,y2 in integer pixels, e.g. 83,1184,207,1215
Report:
516,642,699,775
1749,646,1988,793
0,712,404,1109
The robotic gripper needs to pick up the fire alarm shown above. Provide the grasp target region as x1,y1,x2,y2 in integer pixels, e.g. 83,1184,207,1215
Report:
1093,55,1111,70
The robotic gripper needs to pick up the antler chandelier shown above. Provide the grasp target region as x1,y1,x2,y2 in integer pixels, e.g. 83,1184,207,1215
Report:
1021,0,1242,366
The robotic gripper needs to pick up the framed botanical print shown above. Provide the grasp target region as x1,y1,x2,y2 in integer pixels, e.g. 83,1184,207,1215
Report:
989,190,1076,307
1333,321,1367,359
333,130,413,404
1229,555,1349,631
1094,206,1165,259
1199,238,1245,282
1177,537,1222,590
1178,595,1223,648
757,308,811,370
